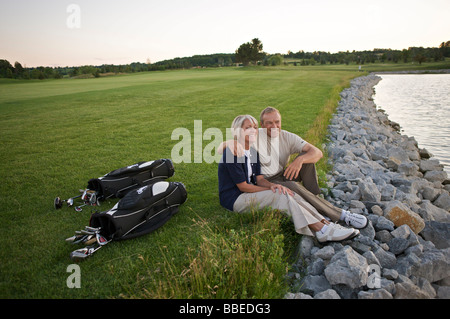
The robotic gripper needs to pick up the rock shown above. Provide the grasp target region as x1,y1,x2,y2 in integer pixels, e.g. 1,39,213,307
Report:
412,248,450,283
300,275,331,295
416,277,437,298
375,216,395,232
285,292,313,299
394,282,432,299
308,258,325,276
382,268,398,280
434,192,450,211
375,230,393,243
419,159,443,172
422,186,440,201
363,251,380,267
380,184,397,201
424,170,448,183
314,289,341,299
358,179,381,202
386,157,401,170
297,236,315,258
371,205,384,216
388,237,409,255
395,250,421,277
436,286,450,299
358,289,393,299
388,147,409,164
324,246,368,289
383,200,425,234
419,148,433,159
313,246,335,260
373,246,397,269
398,162,419,176
370,147,387,161
359,220,376,240
419,201,450,222
390,224,412,239
421,221,450,249
379,278,396,295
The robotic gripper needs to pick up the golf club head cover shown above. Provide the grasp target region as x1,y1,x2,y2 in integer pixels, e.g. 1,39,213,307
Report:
87,159,175,200
89,181,187,241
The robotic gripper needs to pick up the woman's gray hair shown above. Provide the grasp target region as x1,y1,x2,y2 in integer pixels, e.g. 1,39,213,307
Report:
231,114,258,140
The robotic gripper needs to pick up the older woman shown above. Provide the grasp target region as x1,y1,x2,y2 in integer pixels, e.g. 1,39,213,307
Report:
218,114,357,242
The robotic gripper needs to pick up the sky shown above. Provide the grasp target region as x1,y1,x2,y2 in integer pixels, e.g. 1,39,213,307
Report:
0,0,449,68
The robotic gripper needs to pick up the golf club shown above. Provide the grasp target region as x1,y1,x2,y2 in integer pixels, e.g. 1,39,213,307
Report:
54,194,82,209
70,244,102,262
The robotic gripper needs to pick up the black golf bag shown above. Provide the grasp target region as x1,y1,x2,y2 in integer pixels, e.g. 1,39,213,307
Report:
89,181,187,241
87,159,174,201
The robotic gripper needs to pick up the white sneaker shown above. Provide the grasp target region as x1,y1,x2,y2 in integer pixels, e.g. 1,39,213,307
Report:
316,223,356,243
343,211,368,229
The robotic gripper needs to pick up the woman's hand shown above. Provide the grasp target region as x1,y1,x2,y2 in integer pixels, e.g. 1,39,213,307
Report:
270,183,294,196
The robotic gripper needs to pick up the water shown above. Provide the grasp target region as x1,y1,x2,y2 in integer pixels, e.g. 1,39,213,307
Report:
373,74,450,174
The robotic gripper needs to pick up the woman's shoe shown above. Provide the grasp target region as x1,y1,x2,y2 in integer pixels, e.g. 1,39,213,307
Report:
316,223,356,243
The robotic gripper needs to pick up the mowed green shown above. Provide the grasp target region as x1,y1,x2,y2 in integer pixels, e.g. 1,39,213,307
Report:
0,67,359,298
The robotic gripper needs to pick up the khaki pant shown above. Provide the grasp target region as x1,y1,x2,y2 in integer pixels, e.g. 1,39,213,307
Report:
233,190,324,237
266,162,342,222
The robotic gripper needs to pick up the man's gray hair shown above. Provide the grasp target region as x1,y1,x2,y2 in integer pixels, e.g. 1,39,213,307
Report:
259,106,281,124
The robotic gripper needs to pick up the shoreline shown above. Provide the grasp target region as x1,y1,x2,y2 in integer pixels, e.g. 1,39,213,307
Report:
373,69,450,74
372,72,450,175
286,74,450,299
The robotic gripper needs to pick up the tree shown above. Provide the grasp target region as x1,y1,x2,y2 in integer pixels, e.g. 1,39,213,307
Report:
0,59,13,78
14,61,24,78
250,38,264,63
413,54,427,65
235,38,265,66
265,54,283,66
235,42,252,66
439,41,450,57
401,49,409,63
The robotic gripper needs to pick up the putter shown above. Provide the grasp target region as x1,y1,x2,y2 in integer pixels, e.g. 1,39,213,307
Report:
74,204,86,212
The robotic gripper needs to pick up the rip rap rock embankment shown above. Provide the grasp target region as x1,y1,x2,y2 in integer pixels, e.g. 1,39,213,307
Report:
286,74,450,299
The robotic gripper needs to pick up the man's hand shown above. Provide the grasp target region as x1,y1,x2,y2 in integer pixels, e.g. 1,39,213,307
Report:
283,157,303,181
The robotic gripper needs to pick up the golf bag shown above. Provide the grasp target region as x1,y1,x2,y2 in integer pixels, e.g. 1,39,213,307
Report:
87,159,174,201
89,181,187,241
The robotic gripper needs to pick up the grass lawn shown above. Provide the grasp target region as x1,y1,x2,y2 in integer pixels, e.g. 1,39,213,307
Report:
0,61,446,298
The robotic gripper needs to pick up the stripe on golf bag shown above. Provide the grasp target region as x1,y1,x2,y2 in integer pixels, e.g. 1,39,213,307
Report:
87,159,174,200
89,181,187,241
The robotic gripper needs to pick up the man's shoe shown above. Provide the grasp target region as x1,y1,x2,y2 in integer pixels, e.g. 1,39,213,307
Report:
343,211,368,229
316,223,356,243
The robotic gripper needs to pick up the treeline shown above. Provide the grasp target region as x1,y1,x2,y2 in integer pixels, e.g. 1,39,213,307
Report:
1,42,448,80
153,53,236,69
0,53,236,80
282,42,450,66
